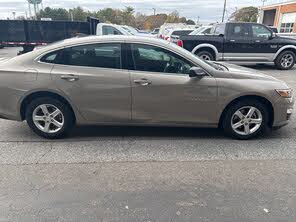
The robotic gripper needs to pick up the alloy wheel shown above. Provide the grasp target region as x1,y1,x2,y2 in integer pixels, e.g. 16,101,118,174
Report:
199,54,211,61
231,106,263,136
280,54,294,68
32,104,64,133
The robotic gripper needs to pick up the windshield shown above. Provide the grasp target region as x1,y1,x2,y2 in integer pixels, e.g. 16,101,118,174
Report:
122,26,138,35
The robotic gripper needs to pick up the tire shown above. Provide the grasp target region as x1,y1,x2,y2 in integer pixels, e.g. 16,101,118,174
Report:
196,50,214,61
222,99,271,140
25,97,75,139
274,50,296,70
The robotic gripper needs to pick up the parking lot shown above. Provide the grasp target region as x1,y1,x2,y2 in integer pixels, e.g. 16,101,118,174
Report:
0,47,296,221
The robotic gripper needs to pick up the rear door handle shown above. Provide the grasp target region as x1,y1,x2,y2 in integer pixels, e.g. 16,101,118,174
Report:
134,78,152,86
229,39,236,42
61,74,79,82
255,40,261,43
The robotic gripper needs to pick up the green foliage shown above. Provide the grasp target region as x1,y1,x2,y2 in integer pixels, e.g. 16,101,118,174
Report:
36,7,194,30
230,6,259,23
38,7,69,20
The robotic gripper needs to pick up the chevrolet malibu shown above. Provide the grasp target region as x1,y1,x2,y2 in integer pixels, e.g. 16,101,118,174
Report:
0,36,294,139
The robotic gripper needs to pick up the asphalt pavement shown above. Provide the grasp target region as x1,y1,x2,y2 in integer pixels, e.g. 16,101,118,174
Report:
0,47,295,222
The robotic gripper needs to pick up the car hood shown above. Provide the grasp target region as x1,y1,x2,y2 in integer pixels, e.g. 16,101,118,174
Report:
220,62,280,82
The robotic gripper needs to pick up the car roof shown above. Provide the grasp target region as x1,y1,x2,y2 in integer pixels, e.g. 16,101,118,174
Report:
45,35,170,48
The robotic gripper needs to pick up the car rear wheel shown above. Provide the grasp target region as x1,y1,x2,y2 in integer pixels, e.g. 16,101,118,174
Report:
275,50,296,70
25,97,75,139
196,51,214,61
222,100,270,140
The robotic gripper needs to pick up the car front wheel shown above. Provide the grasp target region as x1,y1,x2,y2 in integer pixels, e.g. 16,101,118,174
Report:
222,100,270,140
25,97,75,139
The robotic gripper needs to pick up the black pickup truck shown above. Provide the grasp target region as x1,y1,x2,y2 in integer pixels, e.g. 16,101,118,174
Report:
176,22,296,70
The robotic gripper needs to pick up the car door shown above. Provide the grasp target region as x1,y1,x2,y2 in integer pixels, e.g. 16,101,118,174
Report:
128,43,218,125
49,42,131,123
223,23,254,61
249,23,279,61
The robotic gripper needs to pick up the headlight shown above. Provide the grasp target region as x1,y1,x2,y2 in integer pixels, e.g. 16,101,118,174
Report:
275,89,293,98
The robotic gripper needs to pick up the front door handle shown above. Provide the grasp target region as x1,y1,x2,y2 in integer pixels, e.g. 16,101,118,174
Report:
61,74,79,82
134,78,152,86
229,39,236,42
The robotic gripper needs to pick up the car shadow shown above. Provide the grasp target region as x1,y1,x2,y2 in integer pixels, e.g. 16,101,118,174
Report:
69,125,225,139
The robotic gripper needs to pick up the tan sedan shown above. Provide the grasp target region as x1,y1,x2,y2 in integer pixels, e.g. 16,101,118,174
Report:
0,36,294,139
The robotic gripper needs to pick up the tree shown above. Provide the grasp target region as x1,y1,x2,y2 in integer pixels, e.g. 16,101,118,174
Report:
166,10,180,23
230,6,259,22
120,7,136,26
38,7,69,20
186,19,195,25
70,7,87,21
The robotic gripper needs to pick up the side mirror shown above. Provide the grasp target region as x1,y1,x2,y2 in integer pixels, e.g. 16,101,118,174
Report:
269,32,276,39
189,67,207,78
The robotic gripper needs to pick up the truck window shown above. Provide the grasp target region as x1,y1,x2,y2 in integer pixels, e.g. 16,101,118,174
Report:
213,24,226,35
251,24,272,39
102,26,122,35
228,24,250,38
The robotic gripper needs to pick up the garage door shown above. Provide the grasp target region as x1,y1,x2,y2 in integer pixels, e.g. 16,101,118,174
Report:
280,12,296,33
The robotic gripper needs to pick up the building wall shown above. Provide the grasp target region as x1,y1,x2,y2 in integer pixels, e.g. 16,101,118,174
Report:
262,2,296,33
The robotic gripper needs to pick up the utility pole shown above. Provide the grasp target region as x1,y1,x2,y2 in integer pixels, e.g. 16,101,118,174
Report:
261,0,267,7
222,0,227,22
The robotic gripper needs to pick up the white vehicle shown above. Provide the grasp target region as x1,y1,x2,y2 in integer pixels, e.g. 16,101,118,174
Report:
121,26,154,37
96,23,132,36
189,26,213,35
158,23,188,39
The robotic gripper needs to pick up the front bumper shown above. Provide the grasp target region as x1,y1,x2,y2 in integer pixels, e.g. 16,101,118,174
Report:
273,96,294,128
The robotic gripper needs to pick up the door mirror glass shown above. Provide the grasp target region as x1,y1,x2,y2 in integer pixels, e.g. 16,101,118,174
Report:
189,67,207,78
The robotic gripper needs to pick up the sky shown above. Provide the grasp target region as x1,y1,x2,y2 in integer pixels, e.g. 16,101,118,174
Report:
0,0,291,23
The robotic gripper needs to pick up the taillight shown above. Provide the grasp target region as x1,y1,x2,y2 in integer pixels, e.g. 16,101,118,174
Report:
177,39,183,47
165,36,169,40
159,34,163,39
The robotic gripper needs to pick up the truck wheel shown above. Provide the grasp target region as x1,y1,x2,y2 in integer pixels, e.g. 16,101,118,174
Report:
25,97,75,139
274,50,296,70
196,51,214,61
222,99,270,140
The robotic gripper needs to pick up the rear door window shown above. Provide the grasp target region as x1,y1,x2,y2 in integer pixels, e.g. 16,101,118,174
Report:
227,24,250,39
40,49,62,64
45,43,122,69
